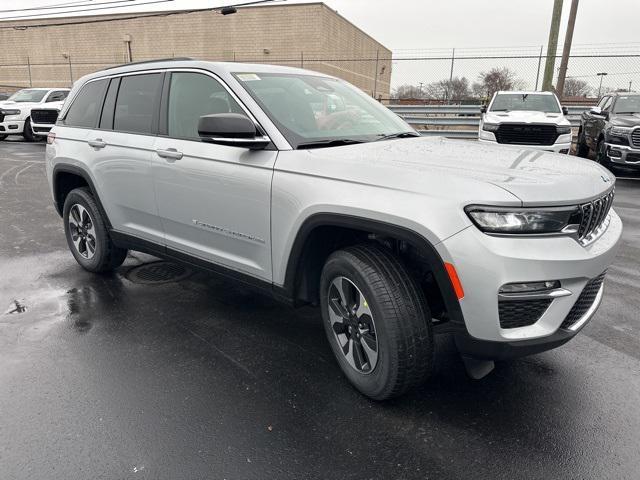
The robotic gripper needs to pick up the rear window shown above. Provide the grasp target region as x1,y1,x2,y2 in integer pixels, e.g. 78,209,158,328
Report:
113,73,162,134
62,80,108,128
490,93,561,114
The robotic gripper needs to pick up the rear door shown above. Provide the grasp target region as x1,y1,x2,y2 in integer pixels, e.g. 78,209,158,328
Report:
86,72,165,244
152,70,276,281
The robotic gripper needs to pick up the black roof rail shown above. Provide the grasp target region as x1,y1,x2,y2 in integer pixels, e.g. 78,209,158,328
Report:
101,57,194,71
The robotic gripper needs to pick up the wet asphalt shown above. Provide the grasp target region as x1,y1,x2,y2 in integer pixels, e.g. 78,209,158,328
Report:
0,138,639,480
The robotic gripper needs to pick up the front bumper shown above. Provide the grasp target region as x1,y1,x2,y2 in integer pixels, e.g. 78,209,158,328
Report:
606,143,640,168
0,119,25,135
479,132,572,153
437,209,622,359
30,122,54,135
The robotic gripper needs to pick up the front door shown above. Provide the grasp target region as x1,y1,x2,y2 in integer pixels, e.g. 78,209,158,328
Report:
152,71,276,282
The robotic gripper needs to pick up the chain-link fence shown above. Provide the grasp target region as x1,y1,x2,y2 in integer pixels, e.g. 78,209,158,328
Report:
1,49,638,104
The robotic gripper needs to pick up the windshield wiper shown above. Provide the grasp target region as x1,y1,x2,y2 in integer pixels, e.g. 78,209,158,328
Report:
296,139,366,149
375,131,421,142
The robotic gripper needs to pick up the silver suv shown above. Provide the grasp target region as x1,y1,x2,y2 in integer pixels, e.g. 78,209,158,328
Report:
46,59,622,400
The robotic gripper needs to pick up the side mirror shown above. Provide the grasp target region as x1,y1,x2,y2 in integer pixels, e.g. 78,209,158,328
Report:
480,105,487,114
198,113,270,150
589,106,603,116
562,106,569,116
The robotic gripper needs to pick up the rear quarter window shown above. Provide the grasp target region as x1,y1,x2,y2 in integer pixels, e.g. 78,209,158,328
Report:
62,80,108,128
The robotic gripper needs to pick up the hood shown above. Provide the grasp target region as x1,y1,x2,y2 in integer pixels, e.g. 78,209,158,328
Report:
0,100,41,110
610,113,640,127
31,101,64,111
484,110,570,126
294,137,614,206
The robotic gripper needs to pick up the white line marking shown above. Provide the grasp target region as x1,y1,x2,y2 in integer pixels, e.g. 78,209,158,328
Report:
0,164,21,184
14,164,33,185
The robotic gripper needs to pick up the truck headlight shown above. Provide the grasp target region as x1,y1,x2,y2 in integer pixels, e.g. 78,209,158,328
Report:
556,126,572,135
1,109,21,116
610,126,632,137
482,123,499,132
465,205,581,234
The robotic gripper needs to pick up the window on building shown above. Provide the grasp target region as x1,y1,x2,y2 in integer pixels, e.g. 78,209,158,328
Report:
114,73,163,134
62,79,108,128
167,72,245,140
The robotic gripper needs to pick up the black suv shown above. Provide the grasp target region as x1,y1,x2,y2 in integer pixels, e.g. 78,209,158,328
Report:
577,92,640,169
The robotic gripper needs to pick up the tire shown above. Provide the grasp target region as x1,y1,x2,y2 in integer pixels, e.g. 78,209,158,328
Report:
319,244,433,400
63,187,128,272
23,117,35,142
0,134,6,141
595,138,610,167
576,129,589,158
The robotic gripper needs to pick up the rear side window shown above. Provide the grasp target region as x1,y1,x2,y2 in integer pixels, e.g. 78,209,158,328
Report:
46,90,69,103
114,73,162,134
62,79,108,128
167,72,245,140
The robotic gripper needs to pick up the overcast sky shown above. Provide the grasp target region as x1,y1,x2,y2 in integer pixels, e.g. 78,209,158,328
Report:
4,0,640,91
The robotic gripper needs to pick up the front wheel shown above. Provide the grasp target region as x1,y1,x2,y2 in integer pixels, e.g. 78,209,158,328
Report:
596,138,610,167
320,244,434,400
576,129,589,158
22,117,36,142
0,134,6,141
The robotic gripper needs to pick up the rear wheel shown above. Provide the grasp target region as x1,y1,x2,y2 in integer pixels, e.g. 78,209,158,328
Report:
23,118,35,142
320,244,433,400
63,187,128,272
576,129,589,158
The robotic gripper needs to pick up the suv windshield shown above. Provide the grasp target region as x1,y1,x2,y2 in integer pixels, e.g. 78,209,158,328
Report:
613,95,640,114
7,89,47,103
234,72,415,148
490,93,561,113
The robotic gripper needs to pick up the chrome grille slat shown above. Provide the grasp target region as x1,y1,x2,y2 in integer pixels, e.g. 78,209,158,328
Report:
577,189,615,245
631,128,640,148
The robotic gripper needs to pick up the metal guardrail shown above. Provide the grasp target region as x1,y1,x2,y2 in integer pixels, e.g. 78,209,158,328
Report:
387,104,590,139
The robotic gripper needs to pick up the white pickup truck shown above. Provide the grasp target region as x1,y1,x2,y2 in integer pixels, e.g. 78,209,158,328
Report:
478,91,573,153
0,88,69,141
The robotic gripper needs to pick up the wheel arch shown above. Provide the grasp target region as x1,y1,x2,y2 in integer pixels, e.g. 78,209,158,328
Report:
52,164,112,229
282,213,464,325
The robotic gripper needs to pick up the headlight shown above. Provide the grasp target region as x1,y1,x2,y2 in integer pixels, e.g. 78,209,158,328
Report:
610,126,632,137
482,123,499,132
1,109,21,116
556,126,572,135
465,205,581,234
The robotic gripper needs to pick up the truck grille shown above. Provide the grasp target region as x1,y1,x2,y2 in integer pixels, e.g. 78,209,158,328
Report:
30,109,59,125
499,299,552,329
494,124,559,146
631,128,640,148
577,190,615,244
560,272,606,329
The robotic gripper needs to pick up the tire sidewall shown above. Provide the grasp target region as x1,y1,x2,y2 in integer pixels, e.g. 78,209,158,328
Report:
23,118,35,142
320,252,396,398
63,189,109,271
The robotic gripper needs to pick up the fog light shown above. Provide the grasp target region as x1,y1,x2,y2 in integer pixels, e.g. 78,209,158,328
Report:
559,149,569,154
499,280,560,294
608,149,622,158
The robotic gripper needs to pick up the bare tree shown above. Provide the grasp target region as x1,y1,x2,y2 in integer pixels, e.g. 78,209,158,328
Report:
424,77,470,101
474,67,524,99
392,84,425,100
563,78,592,97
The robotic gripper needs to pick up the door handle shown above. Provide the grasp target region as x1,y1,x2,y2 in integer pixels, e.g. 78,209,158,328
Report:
156,148,183,161
88,138,106,149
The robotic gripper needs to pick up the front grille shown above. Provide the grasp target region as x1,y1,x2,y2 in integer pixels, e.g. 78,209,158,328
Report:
33,126,51,133
560,272,606,329
499,299,552,329
494,124,559,146
631,128,640,148
577,190,615,244
30,109,59,125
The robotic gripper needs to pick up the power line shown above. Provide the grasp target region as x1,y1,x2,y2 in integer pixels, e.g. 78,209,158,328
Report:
0,0,135,14
0,0,174,21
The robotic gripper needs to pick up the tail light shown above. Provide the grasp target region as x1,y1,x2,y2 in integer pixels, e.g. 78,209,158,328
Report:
47,132,56,144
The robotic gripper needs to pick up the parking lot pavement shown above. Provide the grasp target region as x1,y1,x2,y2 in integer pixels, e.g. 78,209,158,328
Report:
1,140,639,480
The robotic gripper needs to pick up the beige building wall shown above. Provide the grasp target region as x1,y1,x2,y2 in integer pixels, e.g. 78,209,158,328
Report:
0,3,391,97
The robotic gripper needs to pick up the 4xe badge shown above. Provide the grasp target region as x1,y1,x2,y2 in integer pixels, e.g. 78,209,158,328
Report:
601,175,611,183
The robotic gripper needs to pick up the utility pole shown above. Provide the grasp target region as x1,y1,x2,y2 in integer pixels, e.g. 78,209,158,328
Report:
597,72,607,97
535,45,543,90
556,0,579,99
630,81,633,92
542,0,563,91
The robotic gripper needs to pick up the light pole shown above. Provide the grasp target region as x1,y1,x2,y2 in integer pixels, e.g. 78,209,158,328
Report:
596,72,607,97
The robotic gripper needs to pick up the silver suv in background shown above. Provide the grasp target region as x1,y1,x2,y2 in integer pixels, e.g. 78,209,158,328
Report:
46,60,621,400
479,91,573,153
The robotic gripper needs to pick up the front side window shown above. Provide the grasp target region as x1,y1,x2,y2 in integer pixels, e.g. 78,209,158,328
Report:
8,89,47,103
234,72,413,148
601,96,614,112
613,96,640,114
46,90,69,103
167,72,244,140
62,79,108,128
114,73,162,134
489,93,561,113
